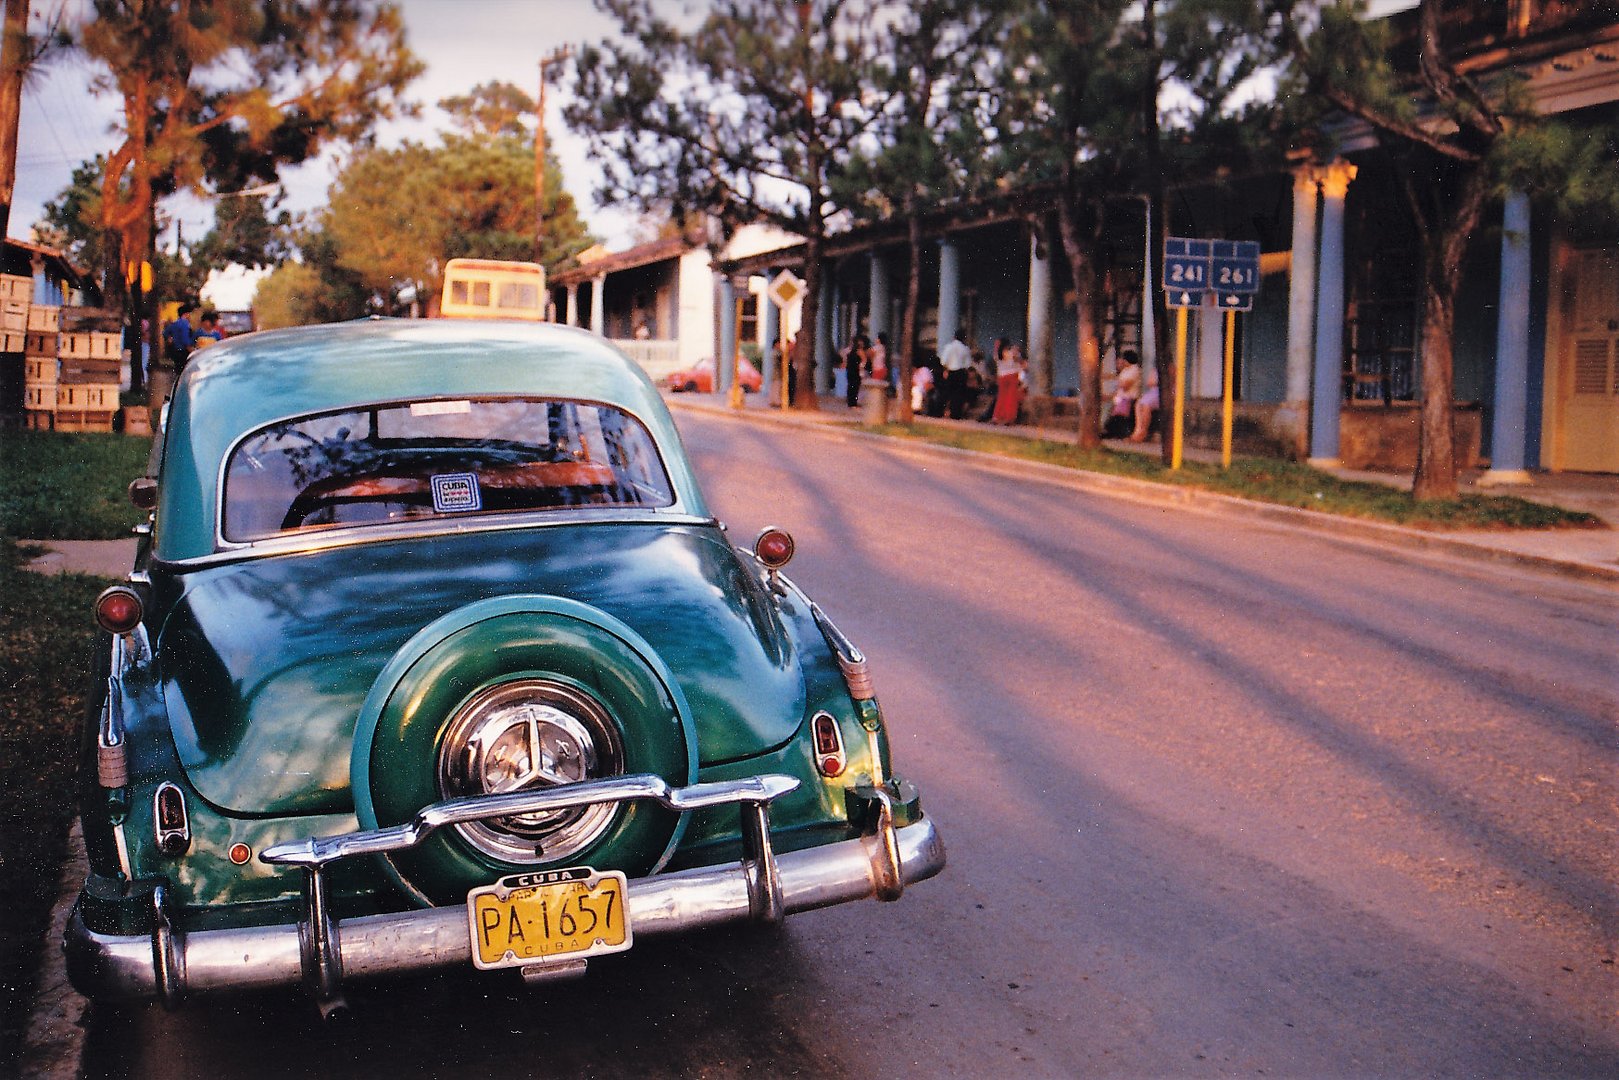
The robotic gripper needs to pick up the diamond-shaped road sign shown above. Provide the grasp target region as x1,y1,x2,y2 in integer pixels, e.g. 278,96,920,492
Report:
767,271,805,310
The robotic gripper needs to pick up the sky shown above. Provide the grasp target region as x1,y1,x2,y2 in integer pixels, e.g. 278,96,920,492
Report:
10,0,636,265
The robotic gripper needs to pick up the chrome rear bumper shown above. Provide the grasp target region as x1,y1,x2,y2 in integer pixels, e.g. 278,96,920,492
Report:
65,774,944,1007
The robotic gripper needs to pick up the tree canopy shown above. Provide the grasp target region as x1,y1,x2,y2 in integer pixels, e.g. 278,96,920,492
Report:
263,81,594,324
988,0,1297,448
835,1,997,421
71,0,421,306
571,0,894,407
319,83,594,309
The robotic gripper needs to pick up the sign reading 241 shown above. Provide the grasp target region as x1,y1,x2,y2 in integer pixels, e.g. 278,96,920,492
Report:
1163,237,1210,309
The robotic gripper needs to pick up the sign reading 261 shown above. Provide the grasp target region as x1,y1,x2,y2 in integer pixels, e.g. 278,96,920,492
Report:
1211,240,1261,293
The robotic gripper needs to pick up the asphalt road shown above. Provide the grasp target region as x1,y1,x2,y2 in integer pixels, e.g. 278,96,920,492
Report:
86,410,1619,1078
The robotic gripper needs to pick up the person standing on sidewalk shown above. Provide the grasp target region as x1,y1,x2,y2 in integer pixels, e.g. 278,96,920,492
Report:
163,304,197,370
991,342,1027,424
844,334,870,408
939,330,973,419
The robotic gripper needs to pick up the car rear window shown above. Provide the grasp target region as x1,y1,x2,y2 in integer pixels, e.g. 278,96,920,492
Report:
223,398,674,542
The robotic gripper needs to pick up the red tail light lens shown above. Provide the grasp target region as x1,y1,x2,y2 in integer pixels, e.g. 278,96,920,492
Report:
812,712,846,778
753,526,795,570
94,586,144,635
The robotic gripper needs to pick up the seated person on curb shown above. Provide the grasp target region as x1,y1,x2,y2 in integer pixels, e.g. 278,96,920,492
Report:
1130,365,1160,442
1105,349,1141,439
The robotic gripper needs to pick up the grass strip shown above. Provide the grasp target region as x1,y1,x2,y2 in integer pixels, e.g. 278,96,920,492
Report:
0,430,153,541
868,424,1603,531
0,540,108,1074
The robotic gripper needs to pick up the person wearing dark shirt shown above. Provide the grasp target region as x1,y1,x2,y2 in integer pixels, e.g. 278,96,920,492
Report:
163,304,197,367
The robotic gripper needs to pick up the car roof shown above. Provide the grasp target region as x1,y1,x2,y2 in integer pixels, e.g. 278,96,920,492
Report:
154,318,708,563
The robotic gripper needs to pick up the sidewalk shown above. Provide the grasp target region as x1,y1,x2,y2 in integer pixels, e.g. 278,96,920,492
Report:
23,538,141,578
664,388,1619,584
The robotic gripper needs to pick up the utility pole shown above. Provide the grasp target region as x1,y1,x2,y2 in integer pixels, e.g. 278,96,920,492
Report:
535,45,572,264
0,0,31,240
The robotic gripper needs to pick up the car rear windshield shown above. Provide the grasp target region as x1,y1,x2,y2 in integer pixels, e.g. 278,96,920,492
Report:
223,398,675,542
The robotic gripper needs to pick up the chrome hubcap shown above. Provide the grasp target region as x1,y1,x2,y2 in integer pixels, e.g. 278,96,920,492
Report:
437,680,622,864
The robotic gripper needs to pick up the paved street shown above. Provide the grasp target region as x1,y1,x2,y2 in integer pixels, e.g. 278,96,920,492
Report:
86,409,1619,1078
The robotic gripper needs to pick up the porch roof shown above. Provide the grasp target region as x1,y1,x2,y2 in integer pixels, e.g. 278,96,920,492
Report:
551,235,693,287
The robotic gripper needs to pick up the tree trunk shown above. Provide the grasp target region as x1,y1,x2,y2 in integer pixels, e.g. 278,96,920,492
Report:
1409,167,1488,501
0,0,28,241
791,160,823,410
1056,195,1103,450
792,229,823,411
1140,0,1173,464
1411,270,1457,500
896,209,921,425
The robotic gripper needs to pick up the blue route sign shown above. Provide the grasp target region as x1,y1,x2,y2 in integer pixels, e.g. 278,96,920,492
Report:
1164,237,1210,309
1211,240,1261,309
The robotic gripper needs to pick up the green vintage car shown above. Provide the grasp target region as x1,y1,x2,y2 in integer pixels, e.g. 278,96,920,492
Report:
67,318,943,1013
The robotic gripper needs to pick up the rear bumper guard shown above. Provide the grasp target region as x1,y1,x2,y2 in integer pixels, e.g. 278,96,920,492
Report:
65,773,945,1009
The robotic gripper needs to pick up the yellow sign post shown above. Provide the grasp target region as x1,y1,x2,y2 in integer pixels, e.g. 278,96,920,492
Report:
1171,306,1189,470
729,297,745,410
779,318,790,410
1221,308,1237,469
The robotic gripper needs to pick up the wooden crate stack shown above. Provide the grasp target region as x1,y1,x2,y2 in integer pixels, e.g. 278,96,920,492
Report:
21,301,123,432
0,273,28,420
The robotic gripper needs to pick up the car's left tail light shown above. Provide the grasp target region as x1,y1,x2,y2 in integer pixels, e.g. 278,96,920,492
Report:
94,585,143,635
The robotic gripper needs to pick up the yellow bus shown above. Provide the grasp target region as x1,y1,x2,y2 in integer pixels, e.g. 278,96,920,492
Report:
439,259,548,321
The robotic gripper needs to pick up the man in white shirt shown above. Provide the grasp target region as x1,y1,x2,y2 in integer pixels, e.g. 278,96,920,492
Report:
938,331,973,419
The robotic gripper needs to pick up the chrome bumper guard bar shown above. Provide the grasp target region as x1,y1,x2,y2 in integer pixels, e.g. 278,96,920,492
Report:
65,773,946,1009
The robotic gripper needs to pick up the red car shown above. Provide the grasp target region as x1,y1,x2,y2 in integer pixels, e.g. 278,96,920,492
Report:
665,356,762,394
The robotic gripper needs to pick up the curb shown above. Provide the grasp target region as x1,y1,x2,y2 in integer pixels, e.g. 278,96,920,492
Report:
19,821,89,1080
667,398,1619,588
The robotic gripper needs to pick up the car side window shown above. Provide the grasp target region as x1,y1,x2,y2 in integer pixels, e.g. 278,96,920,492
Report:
223,398,674,542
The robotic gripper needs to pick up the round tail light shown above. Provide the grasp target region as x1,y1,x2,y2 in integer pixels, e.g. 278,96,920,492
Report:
753,526,795,570
94,586,144,635
128,477,158,510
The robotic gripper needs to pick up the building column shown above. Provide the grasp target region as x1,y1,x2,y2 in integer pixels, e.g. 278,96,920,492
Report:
565,284,579,327
869,251,890,340
937,239,961,348
1480,191,1534,486
589,275,605,336
816,271,834,394
1026,231,1053,396
1285,168,1321,415
1308,161,1357,467
718,276,737,396
1197,305,1223,398
760,280,779,401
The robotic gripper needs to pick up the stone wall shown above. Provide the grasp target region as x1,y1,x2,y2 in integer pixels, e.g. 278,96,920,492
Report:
1338,403,1483,471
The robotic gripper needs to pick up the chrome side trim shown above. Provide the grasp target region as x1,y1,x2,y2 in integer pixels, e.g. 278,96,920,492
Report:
806,601,876,701
65,819,945,1003
164,510,717,572
98,624,151,791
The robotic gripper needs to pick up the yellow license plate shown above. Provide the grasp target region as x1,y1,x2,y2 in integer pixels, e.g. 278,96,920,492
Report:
467,867,632,971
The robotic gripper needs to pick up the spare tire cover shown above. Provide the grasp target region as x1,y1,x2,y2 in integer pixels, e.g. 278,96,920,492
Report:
351,595,697,906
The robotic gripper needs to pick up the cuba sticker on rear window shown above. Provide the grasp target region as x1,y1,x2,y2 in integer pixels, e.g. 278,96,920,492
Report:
431,473,482,513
